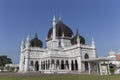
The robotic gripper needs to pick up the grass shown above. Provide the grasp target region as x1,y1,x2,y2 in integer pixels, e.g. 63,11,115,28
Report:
0,74,120,80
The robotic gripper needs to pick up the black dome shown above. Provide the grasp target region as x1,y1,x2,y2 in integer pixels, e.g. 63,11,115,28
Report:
71,30,85,45
30,33,43,48
47,20,73,39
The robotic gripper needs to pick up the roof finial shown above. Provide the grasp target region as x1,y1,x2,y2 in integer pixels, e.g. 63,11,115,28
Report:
35,33,37,38
27,34,30,41
76,28,79,35
53,15,56,22
92,37,94,41
59,14,62,21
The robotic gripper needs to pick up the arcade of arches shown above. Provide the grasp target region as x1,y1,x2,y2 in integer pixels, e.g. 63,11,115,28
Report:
30,59,78,71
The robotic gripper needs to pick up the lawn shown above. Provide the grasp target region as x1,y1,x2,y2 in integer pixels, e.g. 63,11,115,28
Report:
0,73,120,80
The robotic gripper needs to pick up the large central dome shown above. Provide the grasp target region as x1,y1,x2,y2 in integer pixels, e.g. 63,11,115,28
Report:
47,20,73,39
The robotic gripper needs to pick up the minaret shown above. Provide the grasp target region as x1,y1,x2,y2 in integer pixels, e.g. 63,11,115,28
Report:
21,39,24,51
52,15,56,40
91,37,95,48
26,35,30,49
91,37,96,58
19,39,25,72
76,29,80,46
76,28,82,72
24,35,30,72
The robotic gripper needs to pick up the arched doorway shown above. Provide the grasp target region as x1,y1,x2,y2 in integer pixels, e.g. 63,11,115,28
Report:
48,60,50,70
71,60,74,70
30,61,34,71
31,61,33,66
35,61,39,71
75,60,78,70
65,60,69,70
41,61,43,70
84,54,89,70
43,61,45,70
56,60,60,70
51,59,55,70
61,60,64,70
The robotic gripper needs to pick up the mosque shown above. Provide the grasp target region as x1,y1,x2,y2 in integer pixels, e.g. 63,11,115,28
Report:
19,16,113,75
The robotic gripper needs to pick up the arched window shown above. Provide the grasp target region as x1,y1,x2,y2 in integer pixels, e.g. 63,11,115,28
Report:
84,54,89,70
85,53,89,59
31,61,33,66
51,59,54,64
75,60,78,70
35,61,39,71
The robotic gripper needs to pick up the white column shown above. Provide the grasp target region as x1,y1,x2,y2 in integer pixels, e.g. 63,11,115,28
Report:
39,60,41,71
96,63,99,75
91,37,96,58
99,62,102,75
77,57,81,72
45,60,46,70
88,62,91,75
24,55,29,72
24,35,30,72
19,52,24,72
107,61,110,75
54,59,56,71
74,60,76,70
69,60,71,71
64,60,66,70
59,60,61,70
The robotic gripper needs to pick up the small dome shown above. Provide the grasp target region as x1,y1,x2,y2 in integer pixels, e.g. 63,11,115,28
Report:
71,29,85,45
47,20,73,39
30,33,43,48
108,49,116,57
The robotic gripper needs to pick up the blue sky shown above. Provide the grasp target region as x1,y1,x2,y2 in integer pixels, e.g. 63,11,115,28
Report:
0,0,120,63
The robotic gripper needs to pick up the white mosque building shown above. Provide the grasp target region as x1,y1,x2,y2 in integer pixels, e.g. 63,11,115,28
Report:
19,16,111,75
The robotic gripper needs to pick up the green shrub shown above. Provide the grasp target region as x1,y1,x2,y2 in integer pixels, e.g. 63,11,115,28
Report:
9,67,15,72
110,67,115,74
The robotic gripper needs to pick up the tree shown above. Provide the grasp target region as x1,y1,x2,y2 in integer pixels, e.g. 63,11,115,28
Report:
0,55,12,67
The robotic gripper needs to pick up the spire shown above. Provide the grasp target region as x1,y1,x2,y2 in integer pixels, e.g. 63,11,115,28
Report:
91,37,95,48
35,33,37,38
76,28,79,39
21,39,24,46
26,35,30,42
21,39,24,51
76,28,80,45
52,15,56,22
76,28,79,35
59,14,62,21
92,37,94,41
26,35,30,49
52,15,56,40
